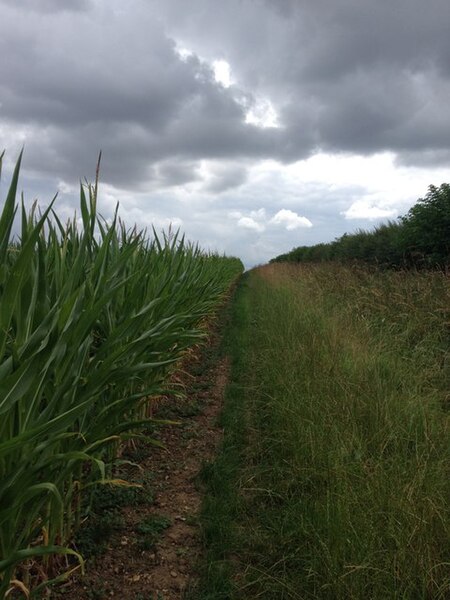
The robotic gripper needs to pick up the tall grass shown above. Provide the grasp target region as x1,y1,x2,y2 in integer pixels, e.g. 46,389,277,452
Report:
0,153,242,598
199,263,449,599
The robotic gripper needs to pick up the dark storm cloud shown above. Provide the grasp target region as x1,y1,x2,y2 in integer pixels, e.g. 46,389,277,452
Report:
0,6,198,132
0,0,288,188
1,0,450,192
156,0,450,162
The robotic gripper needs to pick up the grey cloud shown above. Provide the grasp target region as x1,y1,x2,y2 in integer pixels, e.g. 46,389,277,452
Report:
154,161,201,187
0,8,197,131
2,0,450,197
155,0,450,165
0,0,289,189
395,149,450,168
204,164,248,193
0,0,91,13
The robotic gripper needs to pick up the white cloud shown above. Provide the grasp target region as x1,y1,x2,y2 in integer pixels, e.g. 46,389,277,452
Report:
57,180,76,194
342,201,397,220
212,59,233,88
175,45,194,61
245,98,281,129
250,208,266,220
229,208,267,232
270,209,313,230
230,206,312,234
153,216,184,230
237,216,266,232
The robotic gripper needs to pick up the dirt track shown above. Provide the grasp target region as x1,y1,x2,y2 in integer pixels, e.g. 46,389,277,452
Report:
60,317,229,599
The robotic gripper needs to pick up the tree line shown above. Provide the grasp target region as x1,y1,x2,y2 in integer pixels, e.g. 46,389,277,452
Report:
271,183,450,268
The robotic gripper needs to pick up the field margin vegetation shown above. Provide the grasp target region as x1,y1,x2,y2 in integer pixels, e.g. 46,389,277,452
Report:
197,263,449,599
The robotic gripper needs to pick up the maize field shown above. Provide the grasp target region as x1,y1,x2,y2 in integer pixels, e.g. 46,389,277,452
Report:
0,153,243,598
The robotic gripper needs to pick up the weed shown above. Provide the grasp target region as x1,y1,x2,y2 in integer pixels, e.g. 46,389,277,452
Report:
74,510,124,558
135,515,172,550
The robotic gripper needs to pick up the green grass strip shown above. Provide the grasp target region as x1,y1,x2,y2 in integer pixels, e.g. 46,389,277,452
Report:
197,264,450,600
194,273,253,599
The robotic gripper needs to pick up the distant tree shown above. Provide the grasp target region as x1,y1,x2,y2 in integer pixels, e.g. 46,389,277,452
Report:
400,184,450,267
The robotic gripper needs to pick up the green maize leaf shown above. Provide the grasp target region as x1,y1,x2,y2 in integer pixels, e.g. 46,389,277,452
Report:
0,359,37,415
79,182,89,231
0,151,21,264
19,483,63,516
0,545,84,575
0,200,55,361
0,397,94,457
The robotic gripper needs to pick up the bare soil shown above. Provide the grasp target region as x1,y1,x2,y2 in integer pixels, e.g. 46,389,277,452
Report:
57,315,229,600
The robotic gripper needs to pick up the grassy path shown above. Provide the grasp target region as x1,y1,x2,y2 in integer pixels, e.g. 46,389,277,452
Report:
197,264,450,599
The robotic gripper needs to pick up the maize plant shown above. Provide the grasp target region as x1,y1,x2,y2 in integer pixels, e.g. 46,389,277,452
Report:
0,152,243,597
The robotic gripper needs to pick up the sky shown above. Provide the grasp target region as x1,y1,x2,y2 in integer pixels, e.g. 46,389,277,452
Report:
1,0,450,267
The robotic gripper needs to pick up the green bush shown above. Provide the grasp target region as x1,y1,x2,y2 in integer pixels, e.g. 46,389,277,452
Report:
272,184,450,269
